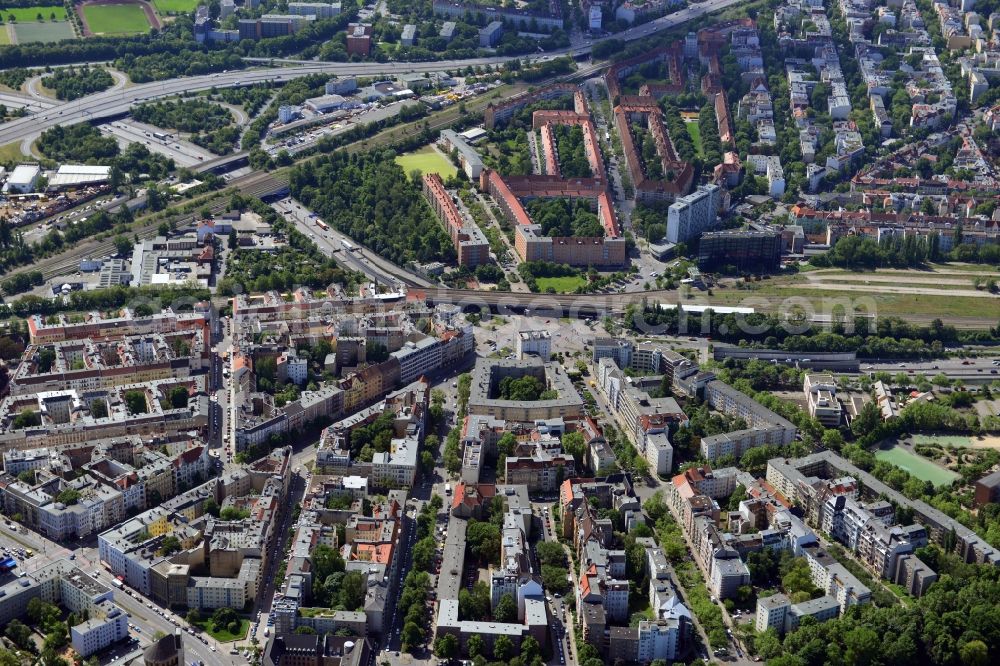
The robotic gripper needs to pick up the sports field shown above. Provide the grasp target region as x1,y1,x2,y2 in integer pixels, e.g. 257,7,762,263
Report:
536,276,588,293
151,0,198,12
395,146,457,180
875,445,959,487
12,20,74,42
0,25,10,44
82,3,151,34
912,434,973,448
684,120,703,156
1,5,68,21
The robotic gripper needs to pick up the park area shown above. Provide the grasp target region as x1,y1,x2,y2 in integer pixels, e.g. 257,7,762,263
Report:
11,20,74,42
395,146,458,180
80,1,154,35
151,0,198,12
0,5,76,43
536,275,588,293
875,444,959,487
189,608,249,642
1,5,68,21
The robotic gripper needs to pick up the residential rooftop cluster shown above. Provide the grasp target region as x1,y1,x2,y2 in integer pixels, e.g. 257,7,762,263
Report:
0,558,129,657
231,294,472,451
0,435,213,541
479,85,627,267
97,447,292,611
592,337,797,469
272,480,408,639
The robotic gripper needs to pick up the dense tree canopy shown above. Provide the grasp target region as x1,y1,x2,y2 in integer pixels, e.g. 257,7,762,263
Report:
765,547,1000,665
42,66,114,101
289,150,455,266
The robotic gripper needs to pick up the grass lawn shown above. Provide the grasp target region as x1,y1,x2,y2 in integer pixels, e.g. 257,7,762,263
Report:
875,445,959,487
0,141,26,165
1,6,67,21
684,120,703,156
151,0,199,12
191,618,249,642
395,146,457,180
83,3,151,34
536,276,588,293
11,19,74,42
911,434,972,448
0,25,10,44
701,280,994,323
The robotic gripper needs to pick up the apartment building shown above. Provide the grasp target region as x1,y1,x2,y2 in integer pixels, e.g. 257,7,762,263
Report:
26,309,208,345
467,359,584,422
699,380,797,461
767,451,1000,568
755,592,840,635
423,173,490,268
99,449,291,602
665,184,721,244
515,330,552,361
803,373,842,426
10,329,209,396
613,99,695,203
504,450,576,493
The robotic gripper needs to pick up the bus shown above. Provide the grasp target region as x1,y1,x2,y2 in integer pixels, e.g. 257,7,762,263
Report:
153,132,169,141
0,557,16,573
315,219,329,231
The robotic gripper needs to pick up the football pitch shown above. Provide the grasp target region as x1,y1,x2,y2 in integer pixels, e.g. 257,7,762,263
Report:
151,0,199,13
11,20,74,42
395,146,458,180
82,3,151,34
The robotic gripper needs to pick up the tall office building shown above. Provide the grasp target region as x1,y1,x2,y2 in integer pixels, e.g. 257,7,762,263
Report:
665,184,721,244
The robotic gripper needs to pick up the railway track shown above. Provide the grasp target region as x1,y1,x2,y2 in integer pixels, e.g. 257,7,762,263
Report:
26,172,287,282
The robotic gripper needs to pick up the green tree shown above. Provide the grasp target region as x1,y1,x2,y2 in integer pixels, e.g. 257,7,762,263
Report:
123,390,148,414
535,541,566,566
960,640,989,666
494,593,517,623
338,571,366,611
4,619,33,651
561,431,587,467
467,633,484,659
493,635,514,661
433,633,458,659
401,621,423,650
466,520,501,564
168,386,189,409
158,535,181,555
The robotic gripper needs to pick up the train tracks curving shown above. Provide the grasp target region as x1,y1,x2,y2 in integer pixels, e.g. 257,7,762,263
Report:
19,171,288,283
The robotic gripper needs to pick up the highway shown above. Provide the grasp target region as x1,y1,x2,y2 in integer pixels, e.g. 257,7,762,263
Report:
274,197,434,288
0,0,744,148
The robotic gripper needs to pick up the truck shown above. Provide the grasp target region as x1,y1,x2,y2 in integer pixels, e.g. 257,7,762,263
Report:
445,484,451,496
153,132,169,141
341,239,353,251
112,579,123,589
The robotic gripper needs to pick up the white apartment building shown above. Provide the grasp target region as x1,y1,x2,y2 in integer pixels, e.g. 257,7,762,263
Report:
371,435,419,488
516,330,552,361
665,184,721,244
804,373,842,426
